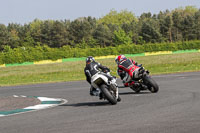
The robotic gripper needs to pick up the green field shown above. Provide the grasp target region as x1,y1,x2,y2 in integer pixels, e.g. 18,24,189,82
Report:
0,52,200,86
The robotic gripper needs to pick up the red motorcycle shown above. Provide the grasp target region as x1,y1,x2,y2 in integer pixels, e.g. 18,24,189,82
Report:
129,67,159,93
120,66,159,93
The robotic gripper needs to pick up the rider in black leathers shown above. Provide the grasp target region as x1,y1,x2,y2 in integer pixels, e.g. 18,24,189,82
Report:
84,56,111,96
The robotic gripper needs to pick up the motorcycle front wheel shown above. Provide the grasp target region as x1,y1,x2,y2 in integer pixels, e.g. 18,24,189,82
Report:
100,84,117,105
143,76,159,93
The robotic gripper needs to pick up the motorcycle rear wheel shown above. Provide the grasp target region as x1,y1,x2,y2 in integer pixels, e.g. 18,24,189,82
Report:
100,84,117,105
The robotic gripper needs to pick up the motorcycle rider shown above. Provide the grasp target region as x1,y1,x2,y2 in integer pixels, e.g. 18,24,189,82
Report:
84,56,113,97
115,55,141,87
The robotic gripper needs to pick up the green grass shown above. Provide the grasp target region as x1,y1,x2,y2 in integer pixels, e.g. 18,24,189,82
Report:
1,52,200,86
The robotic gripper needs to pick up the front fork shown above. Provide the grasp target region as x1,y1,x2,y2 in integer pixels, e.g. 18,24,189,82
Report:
109,83,119,99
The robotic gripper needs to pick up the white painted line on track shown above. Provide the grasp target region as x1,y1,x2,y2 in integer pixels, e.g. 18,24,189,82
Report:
0,96,68,117
37,97,62,101
24,104,57,110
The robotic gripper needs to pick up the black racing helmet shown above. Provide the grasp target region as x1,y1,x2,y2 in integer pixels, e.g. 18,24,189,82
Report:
86,56,95,63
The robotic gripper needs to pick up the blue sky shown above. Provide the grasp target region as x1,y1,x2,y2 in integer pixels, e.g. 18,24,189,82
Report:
0,0,200,25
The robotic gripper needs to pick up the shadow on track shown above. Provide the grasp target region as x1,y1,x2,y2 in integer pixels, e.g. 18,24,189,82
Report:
119,91,151,95
118,86,127,88
60,101,111,107
118,86,152,95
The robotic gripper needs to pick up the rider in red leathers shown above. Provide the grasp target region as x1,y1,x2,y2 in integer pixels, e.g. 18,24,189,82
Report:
115,55,141,87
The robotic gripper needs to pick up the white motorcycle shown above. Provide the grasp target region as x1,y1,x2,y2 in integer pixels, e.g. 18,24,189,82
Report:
91,71,120,105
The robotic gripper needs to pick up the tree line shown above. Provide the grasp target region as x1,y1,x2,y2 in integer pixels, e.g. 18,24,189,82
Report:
0,6,200,50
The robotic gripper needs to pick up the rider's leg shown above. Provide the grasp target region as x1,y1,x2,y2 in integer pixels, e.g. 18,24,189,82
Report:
129,68,140,87
123,69,140,87
90,86,100,96
133,68,140,79
122,73,132,84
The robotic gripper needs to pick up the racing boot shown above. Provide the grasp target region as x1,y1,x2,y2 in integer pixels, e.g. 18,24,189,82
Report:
124,82,129,87
90,87,100,96
124,81,137,87
129,81,140,93
129,81,140,87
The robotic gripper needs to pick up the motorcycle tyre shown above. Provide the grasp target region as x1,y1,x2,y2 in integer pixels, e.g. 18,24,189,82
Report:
143,76,159,93
100,84,117,105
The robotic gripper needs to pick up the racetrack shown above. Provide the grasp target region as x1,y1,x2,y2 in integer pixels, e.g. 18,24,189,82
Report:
0,72,200,133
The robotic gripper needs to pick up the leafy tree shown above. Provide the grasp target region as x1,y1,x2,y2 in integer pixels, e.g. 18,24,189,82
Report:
29,19,43,43
113,28,132,45
40,20,54,46
183,6,198,16
139,12,152,20
194,10,200,39
0,24,9,50
172,11,183,41
121,20,141,44
22,34,35,47
76,39,88,48
50,21,68,47
98,9,137,26
87,37,98,48
139,19,162,43
8,29,20,48
93,24,113,47
158,10,174,42
165,15,173,42
68,17,96,47
6,23,24,48
172,6,198,41
181,15,196,40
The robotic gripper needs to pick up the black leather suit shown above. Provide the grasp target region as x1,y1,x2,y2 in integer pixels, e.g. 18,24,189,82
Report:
84,61,109,84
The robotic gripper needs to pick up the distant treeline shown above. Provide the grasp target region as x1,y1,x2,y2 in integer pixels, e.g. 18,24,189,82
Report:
0,6,200,64
0,6,199,50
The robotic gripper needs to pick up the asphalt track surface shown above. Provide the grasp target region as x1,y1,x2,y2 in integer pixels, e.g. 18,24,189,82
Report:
0,72,200,133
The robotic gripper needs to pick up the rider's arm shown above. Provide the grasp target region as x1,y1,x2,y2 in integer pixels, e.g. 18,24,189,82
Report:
130,58,142,67
130,58,137,65
98,63,110,73
117,67,126,79
84,68,91,84
117,67,123,75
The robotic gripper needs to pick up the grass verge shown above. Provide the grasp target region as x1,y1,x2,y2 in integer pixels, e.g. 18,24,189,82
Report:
0,52,200,86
